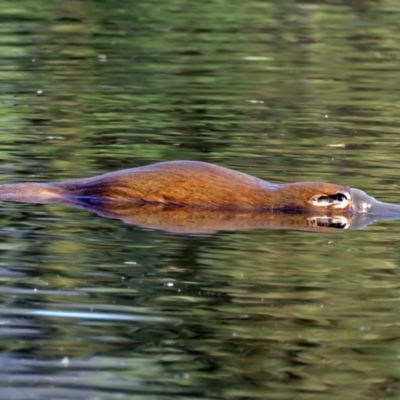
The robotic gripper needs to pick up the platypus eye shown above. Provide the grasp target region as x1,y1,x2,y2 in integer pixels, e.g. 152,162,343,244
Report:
309,192,350,209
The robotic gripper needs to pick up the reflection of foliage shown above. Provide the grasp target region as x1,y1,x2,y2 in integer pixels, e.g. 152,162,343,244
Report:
1,0,396,180
2,1,400,397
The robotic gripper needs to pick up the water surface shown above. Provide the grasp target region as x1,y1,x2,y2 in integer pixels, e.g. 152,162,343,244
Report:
1,0,400,399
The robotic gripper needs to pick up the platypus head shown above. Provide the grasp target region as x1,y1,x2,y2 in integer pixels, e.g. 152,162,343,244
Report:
285,182,352,212
303,183,400,216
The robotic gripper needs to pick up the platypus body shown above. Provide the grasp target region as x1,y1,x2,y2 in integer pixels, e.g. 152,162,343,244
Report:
0,160,399,217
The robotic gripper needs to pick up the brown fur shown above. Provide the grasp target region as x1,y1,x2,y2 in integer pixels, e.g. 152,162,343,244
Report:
0,161,350,212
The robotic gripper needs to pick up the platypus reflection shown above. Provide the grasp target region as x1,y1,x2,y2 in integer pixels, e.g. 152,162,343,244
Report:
0,160,399,217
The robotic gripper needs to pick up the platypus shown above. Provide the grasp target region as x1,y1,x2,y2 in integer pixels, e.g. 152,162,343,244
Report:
0,160,398,216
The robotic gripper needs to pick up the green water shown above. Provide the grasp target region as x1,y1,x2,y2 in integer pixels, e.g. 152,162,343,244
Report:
1,0,400,399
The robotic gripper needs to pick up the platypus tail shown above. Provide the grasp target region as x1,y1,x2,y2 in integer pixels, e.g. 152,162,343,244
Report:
0,182,64,204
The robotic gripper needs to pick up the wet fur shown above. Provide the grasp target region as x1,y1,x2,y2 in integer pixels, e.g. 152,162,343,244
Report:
0,161,349,212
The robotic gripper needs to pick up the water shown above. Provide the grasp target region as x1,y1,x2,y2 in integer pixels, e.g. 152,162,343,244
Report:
1,0,400,399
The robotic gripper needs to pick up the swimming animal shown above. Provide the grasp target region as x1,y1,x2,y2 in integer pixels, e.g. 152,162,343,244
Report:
0,161,399,217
